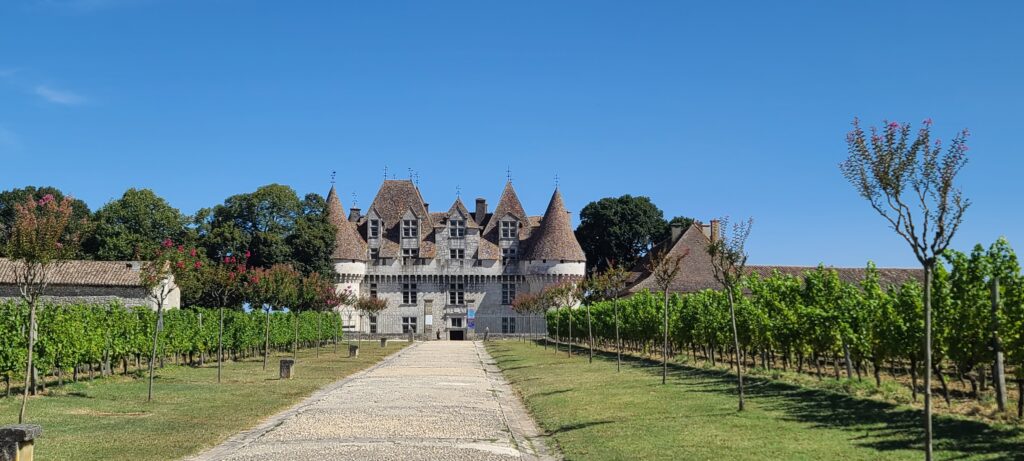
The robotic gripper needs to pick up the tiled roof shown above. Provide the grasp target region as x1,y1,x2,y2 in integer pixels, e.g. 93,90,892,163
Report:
482,182,528,236
0,258,148,287
367,180,435,259
326,186,368,261
477,238,500,260
522,189,586,262
446,198,480,228
627,223,925,294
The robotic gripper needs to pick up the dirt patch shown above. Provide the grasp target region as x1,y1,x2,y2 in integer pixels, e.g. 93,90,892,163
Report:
68,408,151,418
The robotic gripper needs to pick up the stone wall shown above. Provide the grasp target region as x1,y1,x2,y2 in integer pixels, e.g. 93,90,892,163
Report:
0,284,155,309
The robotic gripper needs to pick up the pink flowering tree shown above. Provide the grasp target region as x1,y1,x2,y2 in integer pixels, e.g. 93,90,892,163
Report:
141,239,203,402
841,118,970,460
202,249,250,384
5,194,81,423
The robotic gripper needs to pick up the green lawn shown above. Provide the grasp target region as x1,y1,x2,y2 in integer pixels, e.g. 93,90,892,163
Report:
487,341,1024,461
0,341,406,460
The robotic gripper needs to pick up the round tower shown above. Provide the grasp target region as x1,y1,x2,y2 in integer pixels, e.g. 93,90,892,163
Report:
325,185,367,305
522,188,586,295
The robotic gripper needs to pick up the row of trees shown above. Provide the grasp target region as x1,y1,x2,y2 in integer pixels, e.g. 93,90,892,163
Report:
0,302,344,396
0,184,337,282
543,242,1023,418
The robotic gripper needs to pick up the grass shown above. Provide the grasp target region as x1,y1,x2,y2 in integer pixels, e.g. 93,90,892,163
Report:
487,340,1024,461
0,340,407,460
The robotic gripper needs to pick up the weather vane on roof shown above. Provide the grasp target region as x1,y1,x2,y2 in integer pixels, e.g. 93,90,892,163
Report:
506,166,512,183
554,173,559,188
408,168,413,180
413,171,420,187
351,192,358,208
330,170,336,186
383,166,389,181
456,185,461,199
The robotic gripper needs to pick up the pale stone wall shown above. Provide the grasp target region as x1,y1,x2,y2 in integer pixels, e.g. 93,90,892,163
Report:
0,284,153,308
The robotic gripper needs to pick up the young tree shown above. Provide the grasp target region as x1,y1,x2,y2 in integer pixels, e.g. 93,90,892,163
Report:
246,264,300,370
841,118,970,460
295,272,350,358
649,249,682,385
5,194,80,423
201,251,249,383
707,217,752,410
354,295,388,344
597,263,630,372
140,239,202,402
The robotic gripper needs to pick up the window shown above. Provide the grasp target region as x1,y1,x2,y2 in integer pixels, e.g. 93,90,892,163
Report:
449,219,466,238
448,283,465,305
502,317,516,334
502,247,517,264
449,248,465,259
369,247,379,259
402,248,419,258
402,219,418,238
402,283,417,304
500,220,517,239
402,316,417,333
369,219,381,238
451,317,463,328
369,283,378,299
369,315,378,334
502,282,516,305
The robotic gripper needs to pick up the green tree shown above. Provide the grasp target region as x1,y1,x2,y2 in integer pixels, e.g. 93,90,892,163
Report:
287,193,336,277
841,118,970,460
88,188,190,261
196,184,302,269
575,195,689,271
708,217,752,410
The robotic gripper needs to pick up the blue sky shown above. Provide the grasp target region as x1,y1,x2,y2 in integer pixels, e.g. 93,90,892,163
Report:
1,0,1021,267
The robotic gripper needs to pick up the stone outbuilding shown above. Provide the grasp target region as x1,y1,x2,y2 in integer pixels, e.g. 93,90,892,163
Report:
0,258,179,309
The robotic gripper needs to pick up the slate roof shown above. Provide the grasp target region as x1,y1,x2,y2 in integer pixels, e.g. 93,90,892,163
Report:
522,189,586,262
366,180,436,259
326,186,368,261
0,258,148,287
482,182,528,237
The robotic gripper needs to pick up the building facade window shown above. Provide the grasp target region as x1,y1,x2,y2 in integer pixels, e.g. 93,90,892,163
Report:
369,219,381,238
449,219,466,238
369,315,378,334
449,248,465,259
500,220,517,239
402,316,418,333
502,317,516,334
501,282,516,305
369,283,378,299
501,247,517,264
451,317,464,328
448,283,465,305
402,283,417,304
402,248,419,258
402,219,418,238
369,247,379,259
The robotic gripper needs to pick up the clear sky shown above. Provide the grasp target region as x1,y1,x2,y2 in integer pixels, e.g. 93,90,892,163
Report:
1,0,1021,268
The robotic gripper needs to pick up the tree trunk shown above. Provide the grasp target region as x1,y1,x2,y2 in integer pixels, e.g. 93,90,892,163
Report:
586,303,593,364
923,263,933,461
553,311,559,354
843,343,853,380
147,302,164,402
910,358,919,402
217,307,224,384
567,305,573,358
933,364,951,407
1017,378,1023,418
4,375,9,397
991,276,1008,412
873,358,882,387
293,311,299,360
663,290,669,385
317,314,321,358
726,289,745,411
614,299,621,373
19,299,38,423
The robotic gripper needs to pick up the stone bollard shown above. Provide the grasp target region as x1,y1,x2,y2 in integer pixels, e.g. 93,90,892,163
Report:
348,345,359,358
0,424,42,461
380,337,388,348
279,359,295,380
408,331,414,343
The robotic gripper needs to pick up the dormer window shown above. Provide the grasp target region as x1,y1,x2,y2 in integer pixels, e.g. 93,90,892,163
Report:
500,220,517,239
449,219,466,238
502,247,517,264
450,248,465,259
369,219,381,238
402,219,418,238
402,248,419,258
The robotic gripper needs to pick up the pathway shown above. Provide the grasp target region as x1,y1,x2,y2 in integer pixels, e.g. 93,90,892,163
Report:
190,341,556,461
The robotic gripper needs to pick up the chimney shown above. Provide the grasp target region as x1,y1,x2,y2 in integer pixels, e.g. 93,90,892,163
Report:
475,198,487,225
670,223,684,243
710,219,721,244
348,208,361,223
423,203,429,213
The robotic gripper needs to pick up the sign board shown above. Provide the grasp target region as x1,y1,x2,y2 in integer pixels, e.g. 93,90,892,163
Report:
425,315,433,326
468,319,475,329
467,309,476,319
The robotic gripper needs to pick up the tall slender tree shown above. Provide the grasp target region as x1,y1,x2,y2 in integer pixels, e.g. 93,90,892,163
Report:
5,194,80,423
650,250,682,385
708,217,752,411
841,118,970,460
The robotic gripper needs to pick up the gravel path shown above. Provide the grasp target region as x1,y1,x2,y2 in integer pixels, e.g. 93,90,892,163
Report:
189,341,557,461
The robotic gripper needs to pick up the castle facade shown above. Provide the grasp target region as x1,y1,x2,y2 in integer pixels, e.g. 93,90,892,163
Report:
327,179,586,339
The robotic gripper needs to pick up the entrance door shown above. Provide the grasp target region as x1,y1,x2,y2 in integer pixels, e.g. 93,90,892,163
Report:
449,330,465,341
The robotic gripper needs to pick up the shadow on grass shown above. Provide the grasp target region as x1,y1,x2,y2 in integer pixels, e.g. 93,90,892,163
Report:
549,419,615,435
525,340,1024,459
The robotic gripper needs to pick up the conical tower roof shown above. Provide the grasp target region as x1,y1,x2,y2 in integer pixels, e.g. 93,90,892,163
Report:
483,181,528,235
524,188,586,262
326,185,367,261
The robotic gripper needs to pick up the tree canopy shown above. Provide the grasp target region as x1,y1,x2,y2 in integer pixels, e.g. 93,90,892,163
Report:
0,186,92,258
87,188,191,260
574,194,693,272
